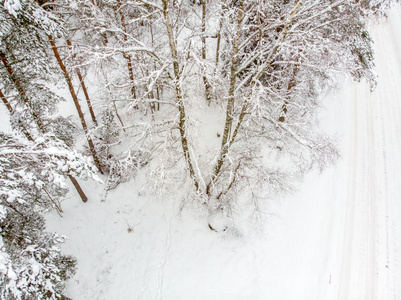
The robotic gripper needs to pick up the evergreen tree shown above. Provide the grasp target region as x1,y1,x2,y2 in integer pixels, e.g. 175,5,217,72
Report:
0,0,76,144
0,133,99,299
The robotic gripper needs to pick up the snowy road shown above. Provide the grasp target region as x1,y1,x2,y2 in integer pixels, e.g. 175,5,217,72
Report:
338,7,401,299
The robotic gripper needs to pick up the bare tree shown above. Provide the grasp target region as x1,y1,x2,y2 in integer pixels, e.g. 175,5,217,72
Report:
47,0,396,227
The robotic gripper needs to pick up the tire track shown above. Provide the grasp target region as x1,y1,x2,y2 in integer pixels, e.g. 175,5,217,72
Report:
338,9,401,299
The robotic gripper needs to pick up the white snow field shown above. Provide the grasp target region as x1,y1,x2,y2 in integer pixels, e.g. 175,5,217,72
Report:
44,6,401,300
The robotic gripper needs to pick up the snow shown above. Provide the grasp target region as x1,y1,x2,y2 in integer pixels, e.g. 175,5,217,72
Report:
207,206,228,232
30,260,40,277
3,0,21,18
0,104,11,134
7,265,16,280
44,5,401,300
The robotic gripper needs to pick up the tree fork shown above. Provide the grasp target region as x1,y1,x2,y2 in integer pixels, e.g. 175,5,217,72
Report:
206,2,243,195
219,1,243,151
66,39,98,127
206,0,303,196
206,99,249,195
48,35,103,174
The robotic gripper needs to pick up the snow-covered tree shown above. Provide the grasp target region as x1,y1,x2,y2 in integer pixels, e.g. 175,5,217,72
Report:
0,133,99,299
43,0,165,190
0,0,75,144
155,0,398,225
38,0,398,228
1,0,107,175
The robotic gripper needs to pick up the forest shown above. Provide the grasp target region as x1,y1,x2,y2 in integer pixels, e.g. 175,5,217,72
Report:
0,0,398,298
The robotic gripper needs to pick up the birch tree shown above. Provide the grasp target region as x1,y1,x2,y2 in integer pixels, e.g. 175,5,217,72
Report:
46,0,397,227
201,0,396,226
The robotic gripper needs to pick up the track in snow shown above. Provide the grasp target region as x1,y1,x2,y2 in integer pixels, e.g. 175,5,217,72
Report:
338,7,401,299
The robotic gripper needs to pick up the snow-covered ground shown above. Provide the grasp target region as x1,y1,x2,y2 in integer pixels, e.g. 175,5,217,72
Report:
336,8,401,299
44,6,401,300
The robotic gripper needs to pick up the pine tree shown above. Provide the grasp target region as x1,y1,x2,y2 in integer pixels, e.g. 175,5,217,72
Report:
0,0,75,144
0,133,99,299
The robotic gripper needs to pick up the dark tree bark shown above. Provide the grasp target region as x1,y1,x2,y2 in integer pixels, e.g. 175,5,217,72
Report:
68,175,88,203
115,0,137,99
66,39,98,126
149,20,161,111
48,35,103,174
0,88,13,112
113,100,126,130
201,0,212,104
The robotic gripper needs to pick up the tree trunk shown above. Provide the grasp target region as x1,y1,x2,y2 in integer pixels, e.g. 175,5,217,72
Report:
48,35,103,174
162,0,199,190
68,175,88,202
206,1,243,195
113,100,126,130
201,0,212,104
43,187,63,216
1,88,89,204
215,21,222,68
156,86,160,111
115,0,137,99
215,0,227,69
150,18,161,111
0,88,13,112
205,0,304,196
0,88,34,141
0,51,45,132
66,40,98,127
